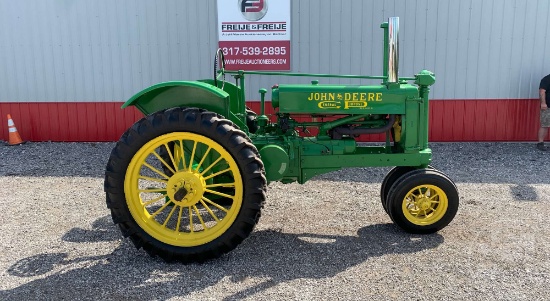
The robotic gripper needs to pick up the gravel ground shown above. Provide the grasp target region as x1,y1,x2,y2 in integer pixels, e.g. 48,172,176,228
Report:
0,141,549,300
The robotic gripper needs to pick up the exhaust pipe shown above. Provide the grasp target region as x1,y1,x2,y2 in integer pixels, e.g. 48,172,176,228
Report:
387,17,399,83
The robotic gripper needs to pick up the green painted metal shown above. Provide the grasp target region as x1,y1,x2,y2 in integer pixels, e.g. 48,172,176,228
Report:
122,81,227,111
272,83,418,114
239,63,435,183
122,81,229,116
415,70,436,150
259,144,290,181
252,131,433,183
122,80,247,131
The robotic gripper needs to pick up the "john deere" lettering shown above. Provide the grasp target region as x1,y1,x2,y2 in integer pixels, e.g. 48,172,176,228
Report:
307,92,383,101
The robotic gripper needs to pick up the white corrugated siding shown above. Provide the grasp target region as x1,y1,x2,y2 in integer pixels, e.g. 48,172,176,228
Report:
0,0,549,102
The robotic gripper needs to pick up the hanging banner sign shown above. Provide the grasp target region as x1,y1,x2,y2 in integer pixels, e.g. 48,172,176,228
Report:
217,0,291,71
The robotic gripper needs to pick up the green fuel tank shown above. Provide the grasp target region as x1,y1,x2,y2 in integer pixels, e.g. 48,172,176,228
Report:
271,81,419,115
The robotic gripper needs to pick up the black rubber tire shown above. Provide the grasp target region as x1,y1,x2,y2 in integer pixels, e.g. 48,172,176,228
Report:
386,169,459,234
380,166,419,213
104,107,266,262
380,165,436,213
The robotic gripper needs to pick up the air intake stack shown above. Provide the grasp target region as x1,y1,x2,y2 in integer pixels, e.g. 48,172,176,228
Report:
387,17,399,83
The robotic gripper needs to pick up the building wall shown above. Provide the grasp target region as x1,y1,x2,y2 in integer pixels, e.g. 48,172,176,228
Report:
1,0,549,142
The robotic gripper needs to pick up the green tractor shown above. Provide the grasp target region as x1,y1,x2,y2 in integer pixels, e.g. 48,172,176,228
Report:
105,17,458,262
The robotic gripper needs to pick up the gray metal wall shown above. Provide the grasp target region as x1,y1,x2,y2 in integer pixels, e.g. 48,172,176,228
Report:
1,0,549,102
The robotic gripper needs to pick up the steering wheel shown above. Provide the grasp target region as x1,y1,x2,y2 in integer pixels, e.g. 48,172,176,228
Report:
214,48,226,89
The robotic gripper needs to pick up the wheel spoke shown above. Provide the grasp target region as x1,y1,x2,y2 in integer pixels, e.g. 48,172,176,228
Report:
163,143,179,172
193,205,208,230
152,150,177,175
189,141,198,171
142,195,166,206
139,188,167,194
425,188,433,197
194,146,212,172
202,196,229,213
205,183,235,188
200,156,224,176
178,140,188,170
188,206,194,233
163,204,178,227
203,168,232,180
143,162,170,180
149,201,172,219
205,189,234,199
200,199,220,222
139,176,168,184
175,205,184,233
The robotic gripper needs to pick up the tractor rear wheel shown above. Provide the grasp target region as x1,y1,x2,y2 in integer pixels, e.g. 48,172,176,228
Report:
385,169,458,234
105,107,266,262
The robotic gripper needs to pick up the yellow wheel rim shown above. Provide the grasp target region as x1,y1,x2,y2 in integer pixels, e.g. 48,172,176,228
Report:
124,132,243,247
402,184,448,226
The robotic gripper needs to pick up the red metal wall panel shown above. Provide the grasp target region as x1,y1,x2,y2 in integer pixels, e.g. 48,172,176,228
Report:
426,99,544,142
1,100,548,143
0,103,142,142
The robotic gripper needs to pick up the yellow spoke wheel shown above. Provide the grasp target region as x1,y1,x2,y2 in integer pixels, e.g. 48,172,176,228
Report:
105,108,266,262
385,169,459,234
401,185,448,225
125,132,243,247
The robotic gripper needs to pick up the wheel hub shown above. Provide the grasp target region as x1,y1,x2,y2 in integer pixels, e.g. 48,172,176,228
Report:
417,196,431,211
167,171,205,206
401,183,452,226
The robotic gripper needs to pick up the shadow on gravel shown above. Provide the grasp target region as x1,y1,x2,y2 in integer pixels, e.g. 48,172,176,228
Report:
2,216,443,300
510,184,541,202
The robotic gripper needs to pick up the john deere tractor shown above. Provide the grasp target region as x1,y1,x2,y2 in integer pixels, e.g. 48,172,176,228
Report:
105,18,459,262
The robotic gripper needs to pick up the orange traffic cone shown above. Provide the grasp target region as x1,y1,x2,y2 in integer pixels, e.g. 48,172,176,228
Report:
7,114,25,145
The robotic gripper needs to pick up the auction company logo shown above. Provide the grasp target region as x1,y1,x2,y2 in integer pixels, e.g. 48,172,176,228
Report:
239,0,268,21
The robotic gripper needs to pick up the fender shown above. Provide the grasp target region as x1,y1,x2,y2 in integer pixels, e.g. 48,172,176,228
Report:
122,81,231,117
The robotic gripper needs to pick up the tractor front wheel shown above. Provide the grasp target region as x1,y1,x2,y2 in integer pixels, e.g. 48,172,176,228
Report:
380,166,435,213
105,107,266,262
385,169,458,234
380,166,418,213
